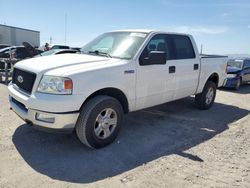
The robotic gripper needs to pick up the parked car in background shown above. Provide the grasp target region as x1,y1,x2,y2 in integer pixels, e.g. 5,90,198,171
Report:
35,49,43,54
0,44,40,77
0,44,11,50
11,47,30,59
39,44,80,52
70,47,81,52
224,58,250,89
50,45,70,50
0,46,40,59
0,46,30,59
0,46,32,71
0,47,16,70
35,49,78,57
0,46,16,58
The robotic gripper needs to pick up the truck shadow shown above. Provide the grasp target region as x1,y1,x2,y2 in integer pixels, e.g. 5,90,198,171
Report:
12,97,249,183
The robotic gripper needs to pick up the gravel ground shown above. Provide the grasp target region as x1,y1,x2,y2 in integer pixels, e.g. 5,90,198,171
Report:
0,82,250,188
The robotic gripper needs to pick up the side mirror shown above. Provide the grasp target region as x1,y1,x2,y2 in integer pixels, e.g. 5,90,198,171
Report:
140,51,167,66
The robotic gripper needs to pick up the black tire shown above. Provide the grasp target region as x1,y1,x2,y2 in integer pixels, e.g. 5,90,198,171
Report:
234,78,241,90
76,95,124,149
195,81,216,110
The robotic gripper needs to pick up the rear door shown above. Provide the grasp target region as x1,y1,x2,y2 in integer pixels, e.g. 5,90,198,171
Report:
170,35,200,100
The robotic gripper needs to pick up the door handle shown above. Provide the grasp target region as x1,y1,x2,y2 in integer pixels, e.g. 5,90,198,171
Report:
169,66,176,73
124,70,135,74
194,64,199,70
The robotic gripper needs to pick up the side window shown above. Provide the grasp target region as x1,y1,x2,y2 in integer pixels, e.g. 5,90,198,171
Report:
139,34,172,63
243,60,250,68
172,35,195,59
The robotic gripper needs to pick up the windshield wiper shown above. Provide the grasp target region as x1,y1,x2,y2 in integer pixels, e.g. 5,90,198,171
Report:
88,50,112,58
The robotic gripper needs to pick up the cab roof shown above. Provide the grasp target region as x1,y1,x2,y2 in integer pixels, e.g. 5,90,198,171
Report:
111,29,190,36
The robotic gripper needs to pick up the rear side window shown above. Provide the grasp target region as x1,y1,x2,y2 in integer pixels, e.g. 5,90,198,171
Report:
172,35,195,59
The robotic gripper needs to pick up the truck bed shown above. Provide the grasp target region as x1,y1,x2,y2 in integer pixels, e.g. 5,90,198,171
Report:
196,54,228,93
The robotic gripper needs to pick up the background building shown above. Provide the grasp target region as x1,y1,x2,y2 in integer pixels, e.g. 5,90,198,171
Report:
0,24,40,47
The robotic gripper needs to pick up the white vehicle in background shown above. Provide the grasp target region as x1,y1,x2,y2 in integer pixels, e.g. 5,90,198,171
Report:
0,44,11,50
50,45,70,50
35,49,78,57
8,30,227,148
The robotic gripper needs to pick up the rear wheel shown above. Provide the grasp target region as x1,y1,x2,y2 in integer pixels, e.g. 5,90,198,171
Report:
76,95,124,149
195,81,216,110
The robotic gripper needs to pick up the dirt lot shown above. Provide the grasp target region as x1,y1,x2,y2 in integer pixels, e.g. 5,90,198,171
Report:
0,82,250,188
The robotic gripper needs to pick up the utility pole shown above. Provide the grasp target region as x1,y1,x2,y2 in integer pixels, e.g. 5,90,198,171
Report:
65,14,67,45
50,36,52,45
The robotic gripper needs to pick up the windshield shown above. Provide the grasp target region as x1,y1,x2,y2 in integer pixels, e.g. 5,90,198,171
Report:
81,32,148,59
227,60,243,69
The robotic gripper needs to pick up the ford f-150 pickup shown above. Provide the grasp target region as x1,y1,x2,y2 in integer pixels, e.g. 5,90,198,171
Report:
8,30,228,148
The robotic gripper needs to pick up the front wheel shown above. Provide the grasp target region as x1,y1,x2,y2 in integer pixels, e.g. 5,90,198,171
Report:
195,81,216,110
76,95,124,149
234,78,241,90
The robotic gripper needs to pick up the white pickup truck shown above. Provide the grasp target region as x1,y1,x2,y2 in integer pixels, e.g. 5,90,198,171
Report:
8,30,227,148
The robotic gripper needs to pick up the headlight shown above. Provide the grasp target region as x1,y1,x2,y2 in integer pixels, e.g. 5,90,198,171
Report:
37,76,73,94
227,74,237,78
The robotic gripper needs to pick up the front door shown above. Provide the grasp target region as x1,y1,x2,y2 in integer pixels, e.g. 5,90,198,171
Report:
135,34,176,110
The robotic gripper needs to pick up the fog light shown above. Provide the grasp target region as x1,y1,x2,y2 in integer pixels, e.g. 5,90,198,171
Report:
35,112,55,123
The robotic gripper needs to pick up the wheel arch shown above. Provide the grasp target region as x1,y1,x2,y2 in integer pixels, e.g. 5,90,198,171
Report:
207,73,219,88
81,87,129,114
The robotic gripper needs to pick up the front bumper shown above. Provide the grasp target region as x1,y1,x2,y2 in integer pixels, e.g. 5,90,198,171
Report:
8,83,81,132
9,96,79,132
224,77,240,88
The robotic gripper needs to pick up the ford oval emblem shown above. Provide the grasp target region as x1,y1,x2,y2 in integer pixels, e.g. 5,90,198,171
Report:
17,75,24,83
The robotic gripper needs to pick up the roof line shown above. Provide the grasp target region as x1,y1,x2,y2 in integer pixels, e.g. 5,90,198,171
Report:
0,24,40,33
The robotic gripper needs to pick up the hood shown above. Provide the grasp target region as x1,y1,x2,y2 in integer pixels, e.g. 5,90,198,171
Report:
227,66,241,74
14,54,115,74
